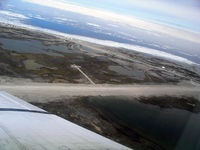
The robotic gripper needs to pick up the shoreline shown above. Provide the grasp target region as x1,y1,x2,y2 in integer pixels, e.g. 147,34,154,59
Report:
0,21,198,65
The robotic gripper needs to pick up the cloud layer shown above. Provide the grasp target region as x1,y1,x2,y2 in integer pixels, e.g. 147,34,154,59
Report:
23,0,200,44
0,10,28,19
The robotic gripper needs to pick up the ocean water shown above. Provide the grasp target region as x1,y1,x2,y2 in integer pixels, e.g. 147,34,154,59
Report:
0,0,200,65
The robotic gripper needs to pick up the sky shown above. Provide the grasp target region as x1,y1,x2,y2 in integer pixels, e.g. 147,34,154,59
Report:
29,0,200,32
22,0,200,44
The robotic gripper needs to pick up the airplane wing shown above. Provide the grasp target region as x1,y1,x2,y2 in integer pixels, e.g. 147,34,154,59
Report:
0,91,131,150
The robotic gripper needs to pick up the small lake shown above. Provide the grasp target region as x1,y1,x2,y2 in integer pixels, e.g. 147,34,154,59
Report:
0,38,73,56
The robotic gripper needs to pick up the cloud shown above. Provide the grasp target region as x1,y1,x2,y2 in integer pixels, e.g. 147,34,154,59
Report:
0,10,29,19
122,0,200,23
23,0,200,44
34,14,46,20
87,23,100,28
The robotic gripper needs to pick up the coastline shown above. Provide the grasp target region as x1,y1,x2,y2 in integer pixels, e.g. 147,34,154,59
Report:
0,21,198,65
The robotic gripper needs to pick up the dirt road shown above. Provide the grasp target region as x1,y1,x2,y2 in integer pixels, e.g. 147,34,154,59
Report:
0,83,199,102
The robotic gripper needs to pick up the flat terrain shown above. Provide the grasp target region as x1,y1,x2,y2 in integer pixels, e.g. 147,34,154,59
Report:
0,23,200,85
1,23,200,150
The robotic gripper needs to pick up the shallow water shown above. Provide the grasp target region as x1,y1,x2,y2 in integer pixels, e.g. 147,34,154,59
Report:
86,96,200,150
109,65,145,80
0,38,71,56
23,59,44,70
0,38,44,53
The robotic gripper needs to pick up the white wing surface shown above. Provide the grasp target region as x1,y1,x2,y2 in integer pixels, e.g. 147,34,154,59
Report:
0,91,131,150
